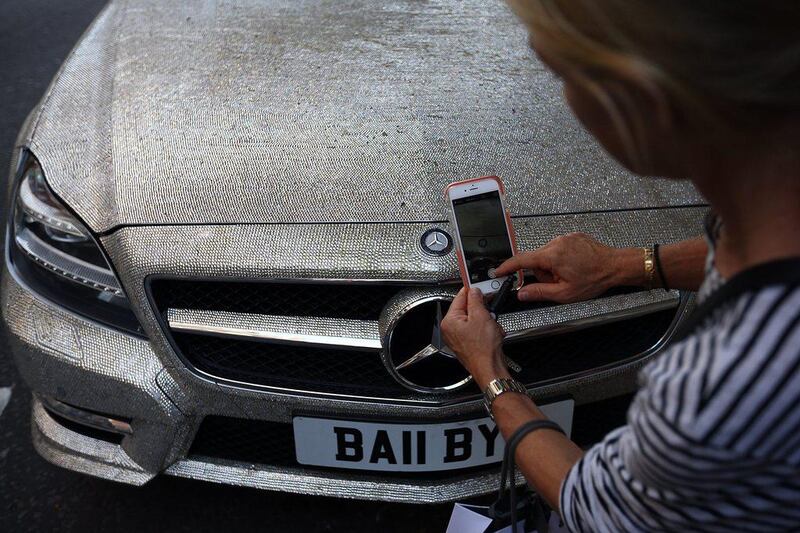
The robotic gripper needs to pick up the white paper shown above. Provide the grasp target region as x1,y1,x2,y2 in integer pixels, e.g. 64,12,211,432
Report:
446,504,493,533
0,386,12,418
446,503,569,533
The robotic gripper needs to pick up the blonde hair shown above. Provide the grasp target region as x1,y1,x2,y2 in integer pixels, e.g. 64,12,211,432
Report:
508,0,800,169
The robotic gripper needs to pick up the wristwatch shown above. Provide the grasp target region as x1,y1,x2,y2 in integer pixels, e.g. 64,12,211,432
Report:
483,378,528,420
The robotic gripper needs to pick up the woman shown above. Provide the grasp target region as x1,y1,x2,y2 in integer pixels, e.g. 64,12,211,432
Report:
441,1,800,531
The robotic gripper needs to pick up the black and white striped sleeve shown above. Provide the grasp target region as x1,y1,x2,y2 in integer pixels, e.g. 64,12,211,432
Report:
559,286,800,532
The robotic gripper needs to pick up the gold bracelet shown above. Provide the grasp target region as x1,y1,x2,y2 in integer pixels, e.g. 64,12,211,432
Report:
643,245,655,289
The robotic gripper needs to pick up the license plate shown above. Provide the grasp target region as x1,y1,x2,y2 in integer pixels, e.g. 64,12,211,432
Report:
293,399,573,472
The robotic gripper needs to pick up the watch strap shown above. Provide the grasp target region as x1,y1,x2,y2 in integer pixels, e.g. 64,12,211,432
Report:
483,378,528,419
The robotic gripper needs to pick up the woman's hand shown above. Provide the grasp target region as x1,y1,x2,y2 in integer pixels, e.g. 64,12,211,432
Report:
441,287,511,389
494,232,631,304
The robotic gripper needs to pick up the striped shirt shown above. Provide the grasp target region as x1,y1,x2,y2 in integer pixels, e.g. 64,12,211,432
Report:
560,229,800,531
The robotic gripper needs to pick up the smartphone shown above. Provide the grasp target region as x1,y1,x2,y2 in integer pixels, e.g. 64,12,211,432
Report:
446,176,523,295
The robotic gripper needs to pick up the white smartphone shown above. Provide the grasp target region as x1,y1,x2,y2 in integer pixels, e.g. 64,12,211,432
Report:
446,176,523,295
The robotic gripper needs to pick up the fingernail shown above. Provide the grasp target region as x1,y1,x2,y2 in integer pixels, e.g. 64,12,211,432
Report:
518,292,529,301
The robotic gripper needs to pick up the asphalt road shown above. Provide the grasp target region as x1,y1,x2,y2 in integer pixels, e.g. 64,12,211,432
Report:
0,2,458,531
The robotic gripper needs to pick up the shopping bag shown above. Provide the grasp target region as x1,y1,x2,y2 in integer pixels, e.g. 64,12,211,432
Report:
449,419,570,532
445,502,568,533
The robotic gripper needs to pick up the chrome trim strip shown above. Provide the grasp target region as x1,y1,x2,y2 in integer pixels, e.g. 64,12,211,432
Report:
501,290,681,342
39,395,133,435
166,290,679,352
167,308,382,350
165,456,519,503
150,274,464,286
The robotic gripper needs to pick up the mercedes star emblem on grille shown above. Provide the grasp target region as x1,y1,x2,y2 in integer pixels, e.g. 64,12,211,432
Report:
420,228,453,256
382,296,472,393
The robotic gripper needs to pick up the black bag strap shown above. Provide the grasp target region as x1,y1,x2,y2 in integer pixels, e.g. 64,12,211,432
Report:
491,419,565,533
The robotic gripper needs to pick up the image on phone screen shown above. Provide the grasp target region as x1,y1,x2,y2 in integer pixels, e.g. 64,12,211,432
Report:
452,191,513,283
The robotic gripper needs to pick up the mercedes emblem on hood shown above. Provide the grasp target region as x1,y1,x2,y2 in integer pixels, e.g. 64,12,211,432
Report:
420,228,453,256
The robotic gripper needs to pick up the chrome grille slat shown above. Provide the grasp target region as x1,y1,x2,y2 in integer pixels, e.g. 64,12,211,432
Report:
500,290,680,342
167,309,382,350
166,289,679,350
151,277,684,402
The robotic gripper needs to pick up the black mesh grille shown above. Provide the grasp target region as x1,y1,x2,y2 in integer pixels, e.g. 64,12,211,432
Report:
505,308,676,383
190,416,296,467
148,278,578,321
188,394,634,477
168,308,675,397
151,279,417,321
171,332,425,398
150,279,677,398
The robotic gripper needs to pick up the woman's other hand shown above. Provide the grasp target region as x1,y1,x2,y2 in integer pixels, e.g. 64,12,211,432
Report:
441,287,510,388
494,232,628,304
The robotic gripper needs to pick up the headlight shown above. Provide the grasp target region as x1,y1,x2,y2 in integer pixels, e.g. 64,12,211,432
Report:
8,152,144,336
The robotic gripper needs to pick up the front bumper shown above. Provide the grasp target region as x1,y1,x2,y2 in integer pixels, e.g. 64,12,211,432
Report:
3,209,703,503
5,269,549,502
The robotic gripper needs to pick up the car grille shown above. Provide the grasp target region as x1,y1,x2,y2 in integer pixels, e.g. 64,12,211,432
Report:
151,279,405,320
149,279,680,402
187,394,634,478
171,332,404,397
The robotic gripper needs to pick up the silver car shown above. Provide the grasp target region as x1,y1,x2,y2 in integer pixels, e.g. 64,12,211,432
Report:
2,0,704,503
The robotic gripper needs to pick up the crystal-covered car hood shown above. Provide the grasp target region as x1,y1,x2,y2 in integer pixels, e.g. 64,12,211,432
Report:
25,0,702,233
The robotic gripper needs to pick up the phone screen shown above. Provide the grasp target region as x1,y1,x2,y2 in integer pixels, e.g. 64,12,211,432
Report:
452,191,513,284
